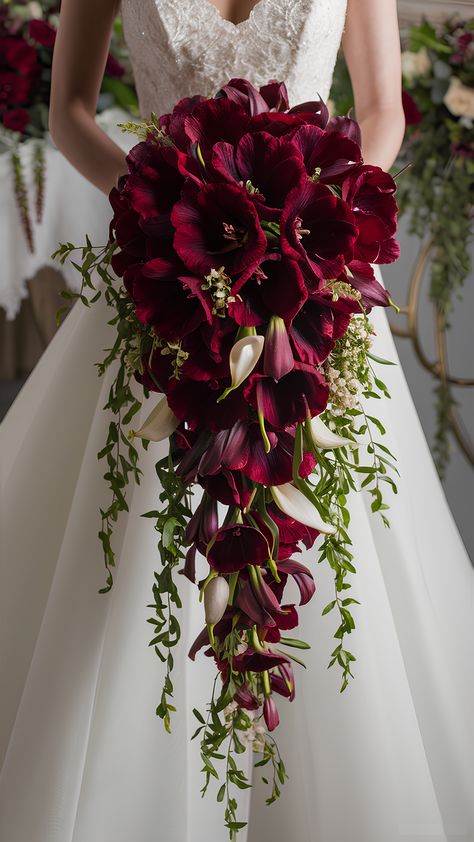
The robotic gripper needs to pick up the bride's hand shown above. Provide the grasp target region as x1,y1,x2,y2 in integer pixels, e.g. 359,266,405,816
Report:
49,0,127,195
342,0,406,171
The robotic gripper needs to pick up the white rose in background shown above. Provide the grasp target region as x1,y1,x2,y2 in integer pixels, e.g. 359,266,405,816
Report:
443,76,474,120
401,47,431,82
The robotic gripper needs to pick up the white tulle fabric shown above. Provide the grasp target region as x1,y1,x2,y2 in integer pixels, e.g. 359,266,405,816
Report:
1,0,473,840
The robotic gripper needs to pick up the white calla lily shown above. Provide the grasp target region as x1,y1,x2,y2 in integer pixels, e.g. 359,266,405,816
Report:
217,334,264,402
310,415,357,450
271,482,337,535
204,576,230,626
131,397,180,442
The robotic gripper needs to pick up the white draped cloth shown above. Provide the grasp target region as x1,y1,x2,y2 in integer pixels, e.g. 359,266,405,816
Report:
0,108,132,320
1,281,473,842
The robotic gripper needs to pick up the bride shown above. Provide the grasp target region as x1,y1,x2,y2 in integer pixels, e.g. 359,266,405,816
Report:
1,0,473,840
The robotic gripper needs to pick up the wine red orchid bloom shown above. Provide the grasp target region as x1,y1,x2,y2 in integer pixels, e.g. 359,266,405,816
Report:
232,648,291,673
244,363,329,430
207,523,269,574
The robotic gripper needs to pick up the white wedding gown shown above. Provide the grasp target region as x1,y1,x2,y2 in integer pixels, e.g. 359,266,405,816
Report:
1,1,473,840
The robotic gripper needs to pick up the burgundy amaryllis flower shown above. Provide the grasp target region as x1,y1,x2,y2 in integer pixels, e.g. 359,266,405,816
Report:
207,523,269,573
127,256,212,339
229,255,308,326
289,295,355,366
345,261,390,310
158,93,206,150
167,374,249,432
342,164,399,264
183,96,252,160
171,181,267,282
217,77,289,116
124,142,185,231
244,363,329,429
211,130,307,219
281,181,358,279
288,123,363,184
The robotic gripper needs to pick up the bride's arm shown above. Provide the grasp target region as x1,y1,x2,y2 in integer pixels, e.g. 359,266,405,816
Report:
49,0,127,195
342,0,406,171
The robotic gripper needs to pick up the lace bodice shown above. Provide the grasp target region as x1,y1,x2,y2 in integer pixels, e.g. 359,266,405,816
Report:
120,0,348,118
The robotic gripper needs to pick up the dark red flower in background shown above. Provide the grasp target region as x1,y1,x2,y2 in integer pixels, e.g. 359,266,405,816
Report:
1,37,38,75
402,90,422,126
2,106,29,132
28,19,56,48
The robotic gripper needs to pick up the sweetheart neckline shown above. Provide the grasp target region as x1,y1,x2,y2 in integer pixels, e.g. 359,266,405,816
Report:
196,0,272,30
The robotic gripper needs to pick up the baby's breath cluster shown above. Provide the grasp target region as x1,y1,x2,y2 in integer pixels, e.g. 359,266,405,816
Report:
224,699,267,752
201,265,236,316
324,314,374,414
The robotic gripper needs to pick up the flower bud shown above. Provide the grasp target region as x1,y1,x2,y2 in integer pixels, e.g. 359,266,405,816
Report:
204,576,230,625
263,315,294,381
263,695,280,731
132,397,179,441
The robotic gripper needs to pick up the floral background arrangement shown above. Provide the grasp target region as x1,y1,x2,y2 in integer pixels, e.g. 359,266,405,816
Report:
55,77,400,837
0,0,138,252
331,15,474,476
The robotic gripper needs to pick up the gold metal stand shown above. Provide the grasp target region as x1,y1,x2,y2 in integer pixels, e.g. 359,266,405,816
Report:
389,238,474,466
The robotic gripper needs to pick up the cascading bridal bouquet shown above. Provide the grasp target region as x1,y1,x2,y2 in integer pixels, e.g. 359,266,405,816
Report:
54,77,400,839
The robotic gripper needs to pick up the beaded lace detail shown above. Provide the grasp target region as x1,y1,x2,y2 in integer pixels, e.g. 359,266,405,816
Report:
120,0,348,118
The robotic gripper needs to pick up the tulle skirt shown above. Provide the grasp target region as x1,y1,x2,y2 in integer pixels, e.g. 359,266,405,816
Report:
1,269,473,842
